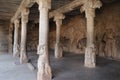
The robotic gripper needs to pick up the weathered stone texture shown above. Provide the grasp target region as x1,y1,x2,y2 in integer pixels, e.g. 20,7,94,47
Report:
27,23,39,51
49,15,86,53
0,21,9,52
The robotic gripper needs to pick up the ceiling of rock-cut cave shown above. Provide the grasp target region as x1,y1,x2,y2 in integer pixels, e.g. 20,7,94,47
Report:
0,0,119,22
0,0,73,21
0,0,21,20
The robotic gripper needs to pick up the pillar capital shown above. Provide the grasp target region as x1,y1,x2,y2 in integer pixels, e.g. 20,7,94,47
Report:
14,19,19,27
54,12,65,21
36,0,51,10
54,12,65,27
80,0,102,18
21,8,29,23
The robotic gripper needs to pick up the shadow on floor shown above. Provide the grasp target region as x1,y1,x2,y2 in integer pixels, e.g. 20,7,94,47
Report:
28,50,120,80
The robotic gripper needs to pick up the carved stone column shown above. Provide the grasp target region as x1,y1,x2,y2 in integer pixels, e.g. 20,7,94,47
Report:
8,22,13,54
54,13,65,58
80,0,102,68
20,8,29,64
13,19,20,57
36,0,52,80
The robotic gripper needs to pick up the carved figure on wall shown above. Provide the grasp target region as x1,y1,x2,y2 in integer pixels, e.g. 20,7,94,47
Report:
103,28,116,58
98,40,106,57
61,36,70,48
77,38,86,51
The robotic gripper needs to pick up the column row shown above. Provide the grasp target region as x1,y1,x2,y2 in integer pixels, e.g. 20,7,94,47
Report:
11,0,102,80
13,8,29,64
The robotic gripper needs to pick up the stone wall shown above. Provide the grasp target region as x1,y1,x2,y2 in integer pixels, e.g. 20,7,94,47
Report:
94,2,120,59
27,23,39,51
49,15,86,54
0,21,9,52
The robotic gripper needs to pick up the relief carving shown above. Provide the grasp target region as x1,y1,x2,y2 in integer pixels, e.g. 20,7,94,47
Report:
37,44,47,55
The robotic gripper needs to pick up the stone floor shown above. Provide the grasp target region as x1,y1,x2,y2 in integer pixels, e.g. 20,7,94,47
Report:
29,50,120,80
0,53,37,80
1,51,120,80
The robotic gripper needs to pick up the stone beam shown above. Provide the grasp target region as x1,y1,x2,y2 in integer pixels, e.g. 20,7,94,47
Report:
11,0,86,23
34,0,85,22
49,0,85,18
12,0,86,21
11,0,35,23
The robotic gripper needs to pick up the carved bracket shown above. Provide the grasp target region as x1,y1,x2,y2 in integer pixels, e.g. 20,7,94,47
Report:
80,0,102,18
36,0,51,10
21,8,29,23
54,12,65,21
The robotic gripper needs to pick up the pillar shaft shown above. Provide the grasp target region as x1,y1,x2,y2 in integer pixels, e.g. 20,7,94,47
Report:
39,8,49,45
20,8,29,64
54,13,65,58
86,9,95,46
37,0,52,80
13,19,19,57
56,20,61,44
85,8,96,68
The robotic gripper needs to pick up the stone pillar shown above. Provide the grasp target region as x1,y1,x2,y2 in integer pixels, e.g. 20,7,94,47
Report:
20,8,29,64
13,19,20,57
80,0,102,68
36,0,52,80
54,13,65,58
8,22,13,54
85,8,96,68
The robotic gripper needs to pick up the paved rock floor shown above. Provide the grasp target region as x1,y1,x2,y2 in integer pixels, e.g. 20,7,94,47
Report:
1,50,120,80
29,50,120,80
0,53,37,80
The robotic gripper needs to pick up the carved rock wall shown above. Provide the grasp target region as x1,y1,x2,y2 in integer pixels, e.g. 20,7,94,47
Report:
0,21,9,52
27,23,39,51
49,15,86,54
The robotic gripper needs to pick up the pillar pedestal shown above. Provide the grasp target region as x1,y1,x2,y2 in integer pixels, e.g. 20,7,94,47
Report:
55,43,63,58
85,44,96,67
37,45,52,80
